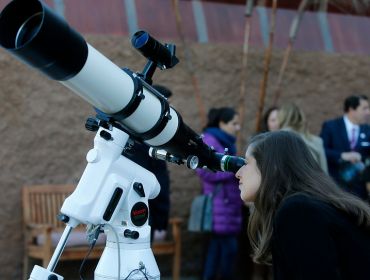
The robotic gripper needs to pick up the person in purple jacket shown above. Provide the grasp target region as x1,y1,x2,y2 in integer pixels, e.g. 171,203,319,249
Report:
196,107,243,280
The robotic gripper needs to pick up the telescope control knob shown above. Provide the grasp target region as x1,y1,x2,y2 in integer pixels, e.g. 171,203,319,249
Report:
124,229,139,240
100,131,113,141
186,155,199,170
85,118,99,132
57,214,70,224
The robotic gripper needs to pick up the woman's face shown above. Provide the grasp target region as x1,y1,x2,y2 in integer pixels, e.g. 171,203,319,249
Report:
219,114,240,136
235,145,261,202
268,109,279,132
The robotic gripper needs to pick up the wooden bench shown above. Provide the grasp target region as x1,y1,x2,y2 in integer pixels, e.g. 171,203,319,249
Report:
22,185,182,280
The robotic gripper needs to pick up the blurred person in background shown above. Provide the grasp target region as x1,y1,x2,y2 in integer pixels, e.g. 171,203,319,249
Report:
129,85,172,242
259,107,279,133
279,103,328,173
196,108,243,280
236,131,370,280
320,94,370,200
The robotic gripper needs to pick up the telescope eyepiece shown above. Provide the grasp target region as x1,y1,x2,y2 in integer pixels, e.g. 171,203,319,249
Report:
221,156,245,174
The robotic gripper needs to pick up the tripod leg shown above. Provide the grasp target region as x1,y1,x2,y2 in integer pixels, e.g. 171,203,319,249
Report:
42,227,53,268
46,225,73,272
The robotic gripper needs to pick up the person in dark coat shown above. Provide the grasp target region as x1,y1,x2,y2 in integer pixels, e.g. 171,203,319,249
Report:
196,107,243,280
129,85,172,241
236,130,370,280
320,94,370,200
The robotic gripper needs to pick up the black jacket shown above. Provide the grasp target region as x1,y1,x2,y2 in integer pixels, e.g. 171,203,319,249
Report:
129,143,170,231
320,117,370,199
272,195,370,280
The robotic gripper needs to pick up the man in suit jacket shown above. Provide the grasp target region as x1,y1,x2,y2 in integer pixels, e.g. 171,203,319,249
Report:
129,85,172,242
320,94,370,200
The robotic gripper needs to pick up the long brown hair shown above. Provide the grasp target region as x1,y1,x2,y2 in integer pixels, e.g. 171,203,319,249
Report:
247,131,370,264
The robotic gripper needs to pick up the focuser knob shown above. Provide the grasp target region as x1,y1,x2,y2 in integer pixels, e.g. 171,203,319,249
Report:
85,118,99,132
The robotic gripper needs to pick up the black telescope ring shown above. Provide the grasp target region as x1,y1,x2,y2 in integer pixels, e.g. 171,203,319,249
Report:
137,79,171,140
94,76,171,142
93,68,144,121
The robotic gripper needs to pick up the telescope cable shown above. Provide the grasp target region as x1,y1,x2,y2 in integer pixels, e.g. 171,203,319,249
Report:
105,224,121,280
79,225,102,280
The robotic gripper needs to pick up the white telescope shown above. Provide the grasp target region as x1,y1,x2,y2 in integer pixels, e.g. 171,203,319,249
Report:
0,1,245,279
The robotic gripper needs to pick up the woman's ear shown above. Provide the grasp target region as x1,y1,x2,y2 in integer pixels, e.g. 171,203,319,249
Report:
219,121,227,130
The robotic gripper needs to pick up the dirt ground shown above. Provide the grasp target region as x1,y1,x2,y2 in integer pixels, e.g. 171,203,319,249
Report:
1,34,369,279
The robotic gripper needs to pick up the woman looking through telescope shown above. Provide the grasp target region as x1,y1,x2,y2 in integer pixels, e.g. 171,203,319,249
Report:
236,130,370,280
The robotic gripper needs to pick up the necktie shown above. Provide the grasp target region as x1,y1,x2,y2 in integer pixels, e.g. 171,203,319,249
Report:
350,128,356,151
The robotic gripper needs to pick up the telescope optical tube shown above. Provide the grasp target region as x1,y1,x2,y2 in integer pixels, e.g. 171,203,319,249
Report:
0,0,244,174
0,0,176,144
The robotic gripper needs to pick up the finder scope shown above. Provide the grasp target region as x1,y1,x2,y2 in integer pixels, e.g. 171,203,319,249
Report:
131,30,179,70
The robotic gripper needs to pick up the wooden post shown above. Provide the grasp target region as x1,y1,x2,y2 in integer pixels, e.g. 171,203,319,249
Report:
254,0,278,133
272,40,292,106
172,0,207,127
272,0,310,106
236,0,254,155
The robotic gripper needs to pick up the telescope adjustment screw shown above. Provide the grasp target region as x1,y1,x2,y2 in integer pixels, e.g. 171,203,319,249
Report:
139,261,145,269
224,148,229,155
133,182,145,197
48,275,58,280
124,229,139,240
100,131,113,141
57,215,70,224
85,118,99,132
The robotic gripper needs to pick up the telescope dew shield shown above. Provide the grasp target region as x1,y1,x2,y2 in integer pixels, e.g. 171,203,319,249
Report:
0,0,88,81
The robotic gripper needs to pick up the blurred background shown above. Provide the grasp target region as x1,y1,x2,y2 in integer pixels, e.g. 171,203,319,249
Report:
1,0,370,279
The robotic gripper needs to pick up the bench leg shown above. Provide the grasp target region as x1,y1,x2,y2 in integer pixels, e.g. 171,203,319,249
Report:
23,252,29,280
172,233,181,280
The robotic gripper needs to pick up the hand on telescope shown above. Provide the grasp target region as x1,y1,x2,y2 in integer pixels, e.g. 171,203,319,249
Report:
341,151,362,165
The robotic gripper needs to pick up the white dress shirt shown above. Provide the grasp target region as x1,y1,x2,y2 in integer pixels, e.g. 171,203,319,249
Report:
343,115,359,148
